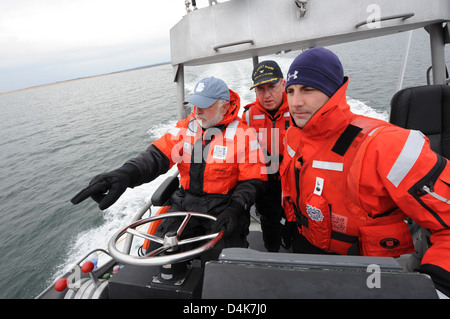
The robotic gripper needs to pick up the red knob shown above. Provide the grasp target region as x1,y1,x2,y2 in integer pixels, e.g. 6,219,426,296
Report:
54,278,68,292
81,261,95,273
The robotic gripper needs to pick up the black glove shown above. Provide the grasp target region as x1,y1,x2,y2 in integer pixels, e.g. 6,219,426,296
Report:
71,168,133,210
280,220,297,250
211,201,245,236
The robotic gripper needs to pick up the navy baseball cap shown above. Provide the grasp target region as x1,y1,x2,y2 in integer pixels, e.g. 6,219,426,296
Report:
251,60,284,89
184,77,230,108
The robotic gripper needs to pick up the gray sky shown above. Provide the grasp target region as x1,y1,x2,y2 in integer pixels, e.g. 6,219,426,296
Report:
0,0,190,93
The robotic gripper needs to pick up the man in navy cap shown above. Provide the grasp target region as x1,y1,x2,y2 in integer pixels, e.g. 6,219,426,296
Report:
72,76,267,259
243,61,294,252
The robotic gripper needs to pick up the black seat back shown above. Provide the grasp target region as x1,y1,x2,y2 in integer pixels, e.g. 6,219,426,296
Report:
390,85,450,159
150,175,179,206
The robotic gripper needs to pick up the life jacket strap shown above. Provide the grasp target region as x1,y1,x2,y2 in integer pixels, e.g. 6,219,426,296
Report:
331,124,362,156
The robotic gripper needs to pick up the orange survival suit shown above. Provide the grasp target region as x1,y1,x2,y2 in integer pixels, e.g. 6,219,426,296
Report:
243,92,291,172
281,79,450,294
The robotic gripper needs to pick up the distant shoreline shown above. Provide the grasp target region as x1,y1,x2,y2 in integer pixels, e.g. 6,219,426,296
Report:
0,62,170,96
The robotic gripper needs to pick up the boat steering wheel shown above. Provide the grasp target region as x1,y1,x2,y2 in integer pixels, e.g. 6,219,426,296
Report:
108,212,224,266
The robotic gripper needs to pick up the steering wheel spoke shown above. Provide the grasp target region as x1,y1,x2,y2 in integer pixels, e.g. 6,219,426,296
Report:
126,228,164,245
144,245,171,257
176,213,192,238
178,232,221,246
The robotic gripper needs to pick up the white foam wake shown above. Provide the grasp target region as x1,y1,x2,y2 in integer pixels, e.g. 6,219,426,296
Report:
51,125,177,282
348,97,389,121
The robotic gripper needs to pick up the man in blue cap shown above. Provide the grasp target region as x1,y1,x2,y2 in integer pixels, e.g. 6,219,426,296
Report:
72,76,267,259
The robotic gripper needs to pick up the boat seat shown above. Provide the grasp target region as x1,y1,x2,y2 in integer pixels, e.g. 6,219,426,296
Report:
390,84,450,273
150,175,179,206
390,84,450,159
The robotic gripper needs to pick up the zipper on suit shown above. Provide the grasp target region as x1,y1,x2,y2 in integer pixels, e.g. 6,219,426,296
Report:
408,155,449,228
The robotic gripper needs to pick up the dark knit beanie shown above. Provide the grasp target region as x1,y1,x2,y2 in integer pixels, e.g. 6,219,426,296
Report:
286,47,344,97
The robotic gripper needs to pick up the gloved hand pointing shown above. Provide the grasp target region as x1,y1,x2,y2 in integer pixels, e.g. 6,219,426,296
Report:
71,168,131,210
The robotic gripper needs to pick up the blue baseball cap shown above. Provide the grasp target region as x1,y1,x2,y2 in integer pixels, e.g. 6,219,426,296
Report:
184,77,230,108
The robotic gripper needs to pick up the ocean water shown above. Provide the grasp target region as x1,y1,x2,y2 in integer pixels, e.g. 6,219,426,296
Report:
0,29,449,299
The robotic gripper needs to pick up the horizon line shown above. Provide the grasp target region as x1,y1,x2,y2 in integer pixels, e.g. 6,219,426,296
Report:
0,61,171,96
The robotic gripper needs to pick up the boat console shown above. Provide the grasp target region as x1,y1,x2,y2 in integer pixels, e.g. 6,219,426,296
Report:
108,260,204,299
49,246,438,299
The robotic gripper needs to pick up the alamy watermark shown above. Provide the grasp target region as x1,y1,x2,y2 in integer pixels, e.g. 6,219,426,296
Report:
366,4,382,29
366,264,381,289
